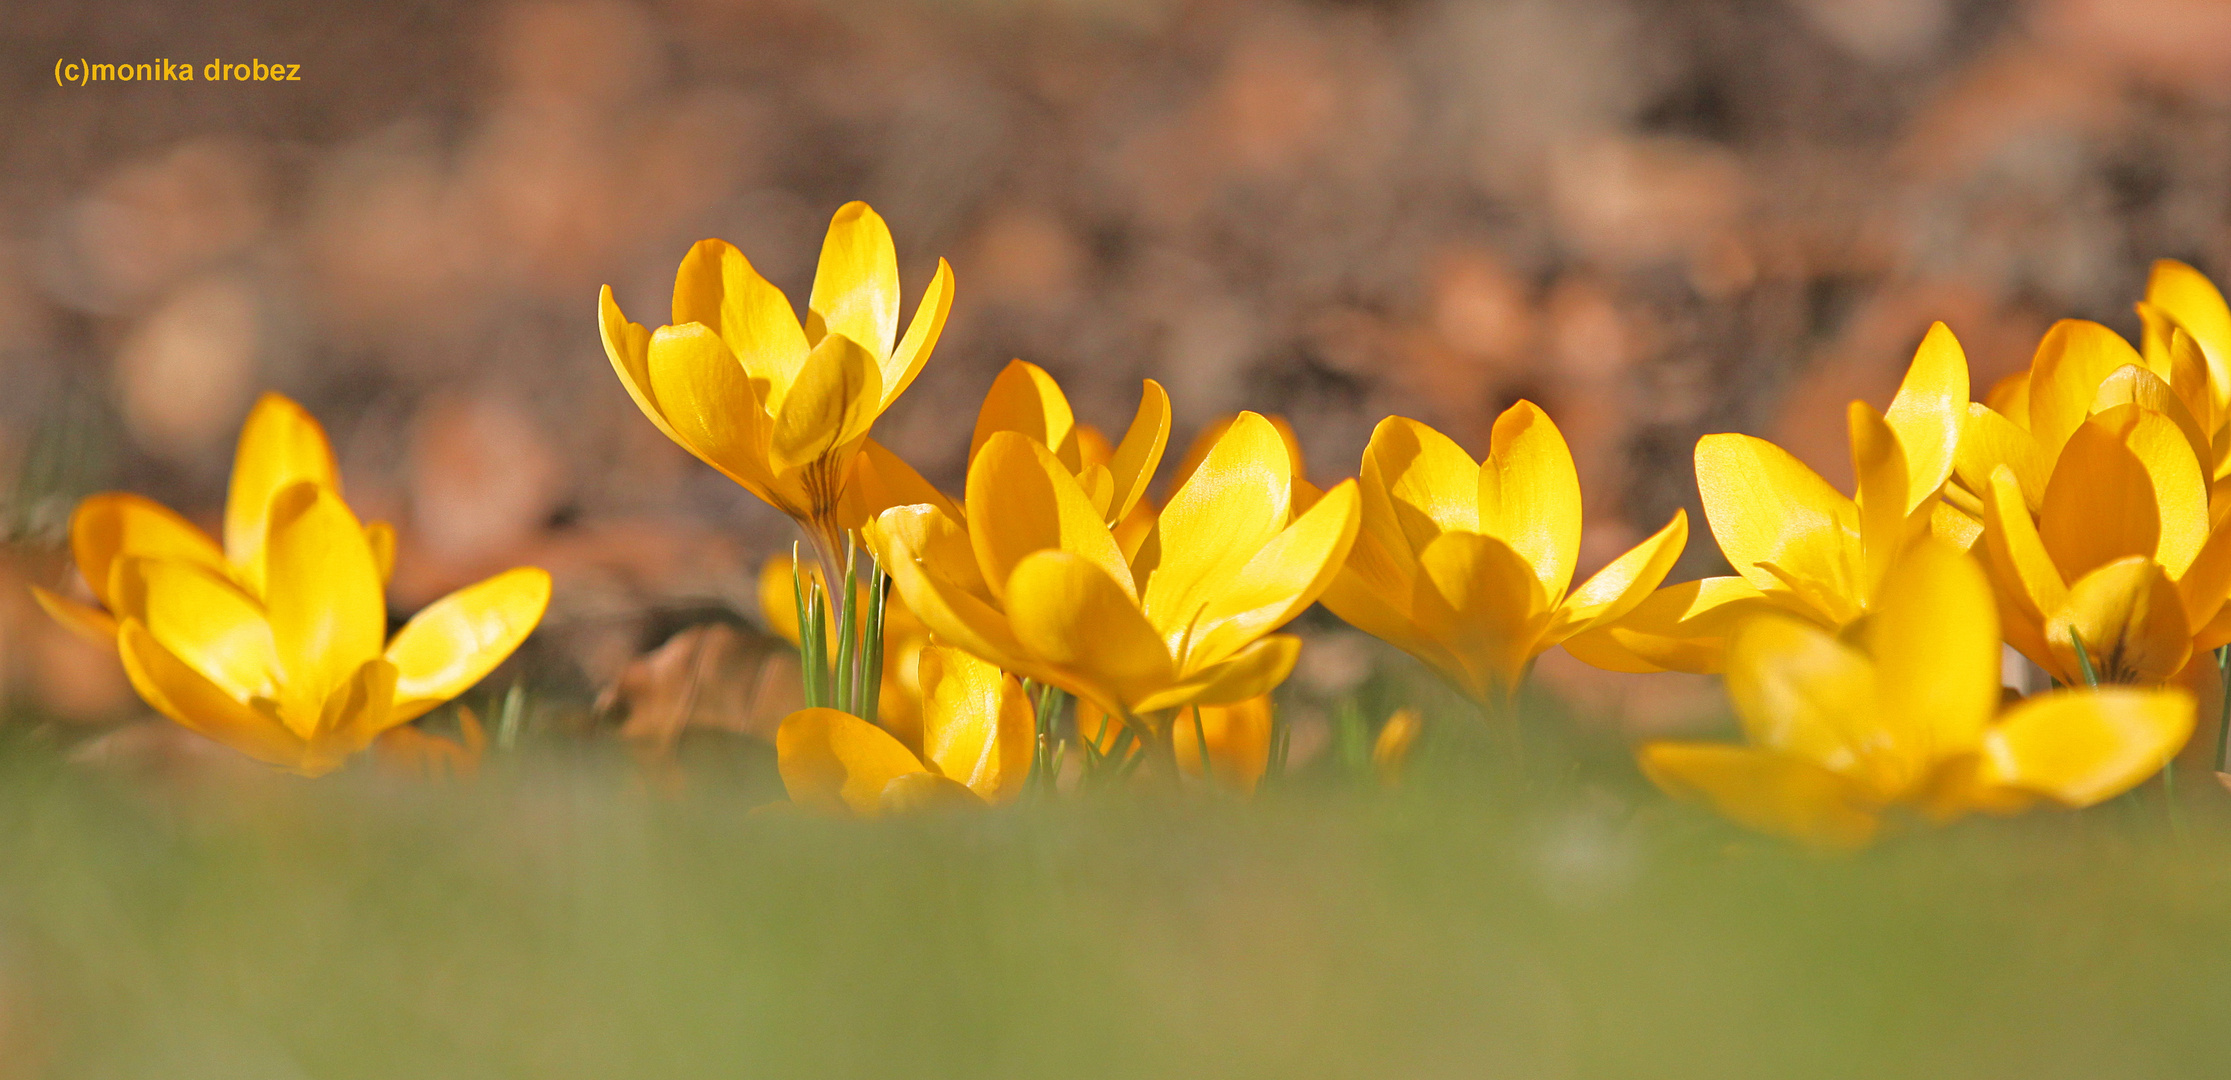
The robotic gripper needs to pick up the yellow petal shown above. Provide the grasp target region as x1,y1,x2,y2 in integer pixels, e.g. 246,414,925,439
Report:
1863,540,2000,766
775,707,928,816
2090,365,2210,485
969,359,1078,468
108,556,279,704
1359,416,1478,556
30,586,117,643
1952,403,2047,515
767,331,883,474
1317,560,1466,682
868,505,1031,674
1169,413,1305,500
385,567,551,725
1005,550,1174,716
1172,695,1273,793
835,436,961,532
1409,531,1547,701
917,645,1034,806
1929,500,1983,552
1638,741,1880,849
1883,321,1969,512
2038,420,2160,582
1694,433,1860,618
1724,613,1883,786
263,483,386,718
882,258,954,409
1545,509,1689,641
69,492,225,610
878,771,984,814
1985,370,2031,423
1104,380,1173,526
116,618,306,772
2048,557,2191,685
645,322,775,494
1139,412,1299,640
1133,634,1301,713
365,521,396,588
2027,318,2146,461
600,285,680,445
2165,325,2218,437
966,432,1133,603
1372,707,1422,786
806,202,900,360
314,656,399,757
2145,259,2231,410
1478,401,1582,599
1559,576,1775,675
1847,401,1910,600
1980,687,2194,806
2093,406,2209,576
224,393,341,592
2174,520,2231,633
1979,466,2067,627
670,238,810,392
1184,479,1360,671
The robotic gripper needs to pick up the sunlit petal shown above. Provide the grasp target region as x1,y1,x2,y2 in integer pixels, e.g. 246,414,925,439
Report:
970,359,1078,468
224,393,341,592
1695,433,1859,607
1724,613,1881,785
1882,321,1968,513
917,645,1033,806
767,332,882,474
645,322,774,493
883,258,955,409
1478,401,1582,599
2038,420,2160,582
1184,480,1360,670
2027,318,2146,460
1105,380,1173,525
671,238,810,390
1560,576,1777,675
109,556,279,704
1864,541,2000,767
776,707,928,816
1638,742,1880,849
116,619,306,773
385,567,551,725
69,492,225,610
1981,687,2194,806
1546,509,1688,641
1137,413,1294,638
1005,551,1174,716
966,432,1133,603
263,483,386,722
806,202,901,361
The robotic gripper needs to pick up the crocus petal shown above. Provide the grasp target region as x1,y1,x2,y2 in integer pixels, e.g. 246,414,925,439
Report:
1318,559,1469,682
1138,412,1296,641
1168,413,1306,500
767,332,883,474
878,772,984,814
2174,521,2231,633
966,432,1134,603
315,656,398,757
1980,686,2195,806
2048,557,2191,685
646,322,775,494
365,521,396,588
2095,407,2209,577
2090,365,2210,482
2145,259,2231,409
1638,742,1880,850
1133,635,1300,713
1985,370,2031,423
1172,696,1274,794
1409,531,1547,700
2164,325,2218,437
601,285,684,447
1724,613,1882,786
969,359,1078,467
1864,540,2001,766
868,505,1027,671
30,586,117,643
836,437,962,530
116,618,306,772
385,567,552,725
263,483,386,725
1882,321,1968,513
2038,420,2160,583
2027,319,2146,461
806,201,901,361
1005,550,1174,716
1695,433,1859,613
670,238,810,391
108,556,279,704
1546,509,1689,642
776,707,928,816
1980,467,2067,626
1359,416,1479,555
917,645,1033,806
223,393,342,592
882,258,954,409
1848,401,1911,601
1478,401,1583,600
69,492,225,609
1184,479,1360,671
1560,576,1776,675
1104,380,1173,526
1952,403,2046,515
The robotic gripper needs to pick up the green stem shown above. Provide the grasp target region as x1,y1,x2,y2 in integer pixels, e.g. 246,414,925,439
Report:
2068,628,2101,688
1190,707,1214,786
833,537,859,716
2215,644,2230,775
859,555,887,727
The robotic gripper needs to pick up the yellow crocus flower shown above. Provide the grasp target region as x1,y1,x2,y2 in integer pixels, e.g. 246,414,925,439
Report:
1641,540,2193,849
867,412,1360,737
1317,403,1689,703
775,645,1032,815
32,392,396,640
601,202,954,556
967,358,1172,543
105,482,549,776
1564,325,1969,674
2136,259,2231,442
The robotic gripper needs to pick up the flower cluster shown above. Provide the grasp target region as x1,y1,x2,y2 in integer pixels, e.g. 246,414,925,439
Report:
37,202,2224,844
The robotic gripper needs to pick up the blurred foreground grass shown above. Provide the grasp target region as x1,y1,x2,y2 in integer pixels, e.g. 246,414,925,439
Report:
3,721,2229,1080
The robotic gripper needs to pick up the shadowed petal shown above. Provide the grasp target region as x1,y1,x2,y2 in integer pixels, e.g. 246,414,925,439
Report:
2048,557,2191,685
1006,551,1174,715
645,322,775,494
671,238,810,391
776,707,928,816
1134,635,1300,713
1105,380,1173,526
966,432,1133,603
918,645,1033,806
1865,541,2001,769
224,393,341,593
2039,421,2160,583
1560,576,1776,675
767,332,882,474
1725,613,1881,786
970,360,1079,468
116,619,307,772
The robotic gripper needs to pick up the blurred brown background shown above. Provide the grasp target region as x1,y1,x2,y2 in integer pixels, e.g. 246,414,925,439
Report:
5,0,2231,733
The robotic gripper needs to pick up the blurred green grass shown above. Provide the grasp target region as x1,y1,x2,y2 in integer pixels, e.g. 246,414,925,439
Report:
3,726,2229,1080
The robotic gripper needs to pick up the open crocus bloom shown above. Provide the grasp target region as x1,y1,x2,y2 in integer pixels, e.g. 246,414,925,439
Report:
1564,325,1969,675
108,482,549,776
601,202,954,555
775,645,1032,815
868,412,1360,729
1641,541,2194,849
33,392,395,642
968,360,1172,549
1318,404,1688,703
